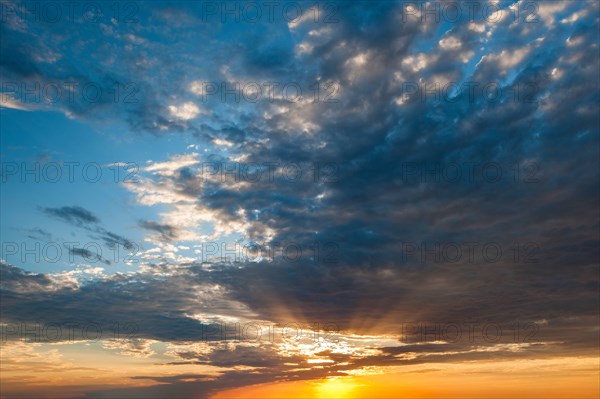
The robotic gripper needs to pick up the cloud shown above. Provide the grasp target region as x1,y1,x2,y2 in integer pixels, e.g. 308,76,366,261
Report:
143,153,200,176
1,1,599,397
25,228,52,240
168,102,202,120
139,220,180,242
41,205,135,250
67,247,112,265
42,206,100,226
0,93,34,110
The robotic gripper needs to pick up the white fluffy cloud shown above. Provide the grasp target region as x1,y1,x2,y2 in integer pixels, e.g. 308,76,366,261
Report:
167,102,202,120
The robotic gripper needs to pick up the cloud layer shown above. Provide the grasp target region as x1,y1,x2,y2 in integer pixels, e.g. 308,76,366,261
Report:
1,0,599,398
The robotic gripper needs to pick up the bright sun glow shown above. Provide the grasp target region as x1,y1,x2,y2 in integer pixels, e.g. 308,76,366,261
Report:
315,378,360,399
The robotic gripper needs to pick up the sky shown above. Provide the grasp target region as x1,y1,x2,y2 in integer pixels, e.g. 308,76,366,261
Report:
0,0,599,398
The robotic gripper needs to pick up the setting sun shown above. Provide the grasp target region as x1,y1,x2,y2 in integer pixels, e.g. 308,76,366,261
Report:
315,378,360,399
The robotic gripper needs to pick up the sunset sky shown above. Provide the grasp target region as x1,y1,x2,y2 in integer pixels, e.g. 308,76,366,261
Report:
1,1,599,398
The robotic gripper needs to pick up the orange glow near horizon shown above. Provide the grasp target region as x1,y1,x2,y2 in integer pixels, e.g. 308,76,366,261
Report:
2,340,599,399
315,377,361,398
210,357,600,399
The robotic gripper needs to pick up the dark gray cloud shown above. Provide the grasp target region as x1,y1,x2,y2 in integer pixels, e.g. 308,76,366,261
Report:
138,220,179,242
67,247,111,265
40,205,135,250
95,230,136,250
25,228,52,240
42,206,99,226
